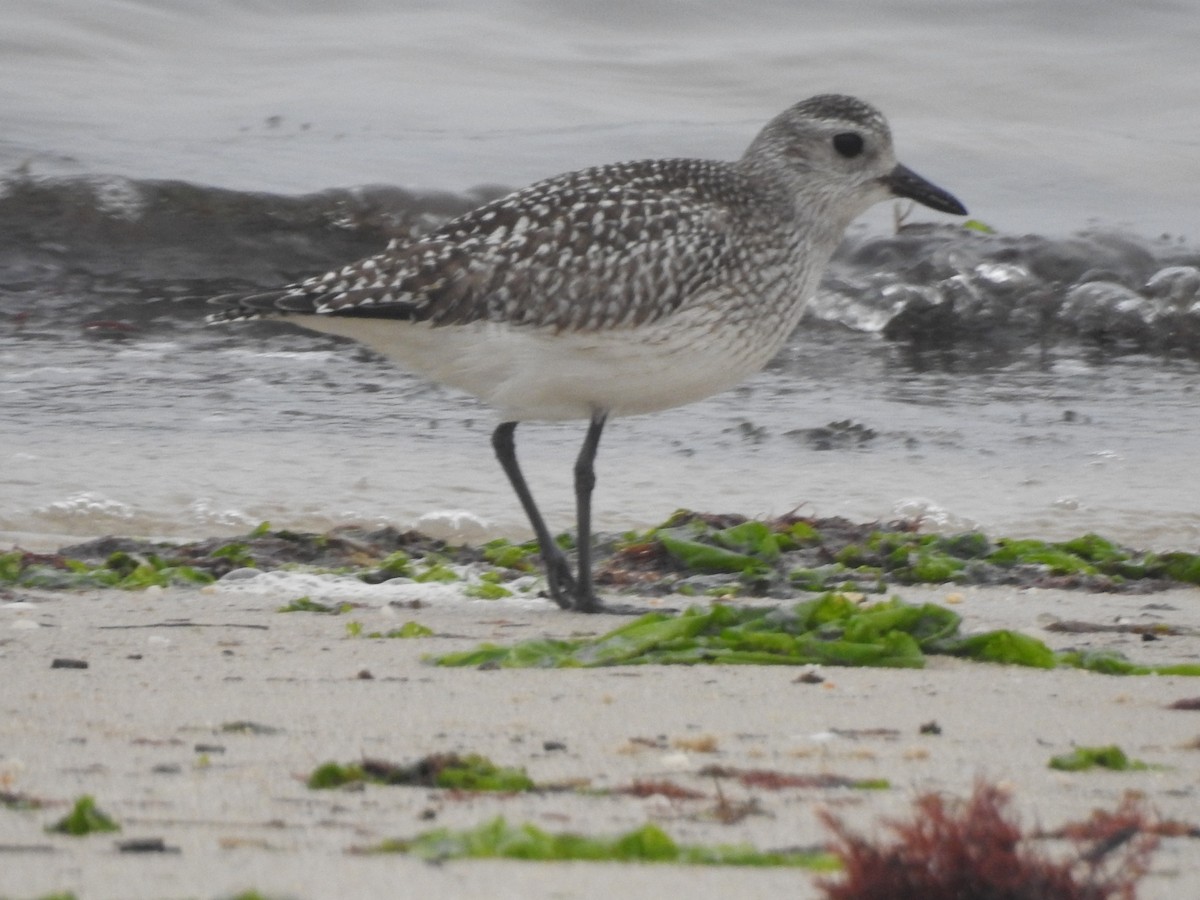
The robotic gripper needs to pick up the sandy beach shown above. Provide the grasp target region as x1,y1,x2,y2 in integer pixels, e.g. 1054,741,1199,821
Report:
4,3,1200,898
2,580,1199,899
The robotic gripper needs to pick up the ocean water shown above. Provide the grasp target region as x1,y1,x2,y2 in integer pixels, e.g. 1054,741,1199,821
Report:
2,0,1198,552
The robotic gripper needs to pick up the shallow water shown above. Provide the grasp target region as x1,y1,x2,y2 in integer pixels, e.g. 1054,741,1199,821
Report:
5,0,1198,235
4,314,1198,552
1,1,1198,552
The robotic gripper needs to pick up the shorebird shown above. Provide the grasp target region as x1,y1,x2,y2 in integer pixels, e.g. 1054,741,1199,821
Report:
210,94,966,612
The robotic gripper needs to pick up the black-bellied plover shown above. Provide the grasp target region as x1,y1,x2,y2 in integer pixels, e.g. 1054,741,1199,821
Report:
210,94,967,613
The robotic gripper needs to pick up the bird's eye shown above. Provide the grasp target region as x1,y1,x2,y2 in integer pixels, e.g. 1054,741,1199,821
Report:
832,132,864,158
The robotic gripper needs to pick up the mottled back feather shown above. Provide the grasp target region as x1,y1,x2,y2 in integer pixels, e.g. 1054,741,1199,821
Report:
214,158,762,333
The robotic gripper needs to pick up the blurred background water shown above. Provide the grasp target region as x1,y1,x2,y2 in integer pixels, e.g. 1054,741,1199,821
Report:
2,0,1198,551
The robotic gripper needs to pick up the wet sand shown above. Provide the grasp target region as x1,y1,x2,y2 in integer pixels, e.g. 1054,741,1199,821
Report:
2,582,1199,899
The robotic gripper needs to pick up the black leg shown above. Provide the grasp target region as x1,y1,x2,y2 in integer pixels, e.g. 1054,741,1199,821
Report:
572,412,607,612
491,422,577,609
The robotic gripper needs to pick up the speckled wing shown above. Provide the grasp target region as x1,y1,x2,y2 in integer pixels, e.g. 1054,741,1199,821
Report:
211,159,745,333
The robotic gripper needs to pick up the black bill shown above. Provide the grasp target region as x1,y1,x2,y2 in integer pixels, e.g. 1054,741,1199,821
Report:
886,163,967,216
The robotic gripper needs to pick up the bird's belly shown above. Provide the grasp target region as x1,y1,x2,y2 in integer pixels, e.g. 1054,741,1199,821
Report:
287,301,800,422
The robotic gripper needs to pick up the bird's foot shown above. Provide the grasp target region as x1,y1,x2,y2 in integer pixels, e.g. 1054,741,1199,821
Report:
542,551,582,610
541,551,667,615
542,550,612,613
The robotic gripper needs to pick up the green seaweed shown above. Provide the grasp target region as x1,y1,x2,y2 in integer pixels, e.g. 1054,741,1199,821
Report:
1056,533,1127,566
365,816,839,869
943,630,1058,669
783,520,822,546
433,757,533,791
1056,650,1200,677
344,620,434,639
801,525,1200,590
1048,745,1150,772
658,530,767,577
981,534,1200,584
308,754,533,791
1157,551,1200,584
102,551,215,588
464,579,514,600
7,515,1200,608
963,219,996,233
412,558,461,583
898,548,966,584
0,549,214,590
716,526,975,588
9,515,1200,600
307,761,365,789
652,515,797,583
212,541,255,568
374,550,413,579
850,779,891,790
0,550,24,582
381,621,434,639
277,596,353,614
989,539,1095,575
434,594,1200,676
437,595,957,669
482,538,538,571
710,520,784,561
936,531,993,559
46,795,120,836
790,563,884,594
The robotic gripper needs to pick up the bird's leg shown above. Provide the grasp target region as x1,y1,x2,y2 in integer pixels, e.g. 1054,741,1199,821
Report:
571,412,607,612
491,422,577,609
